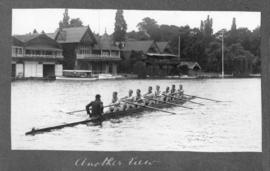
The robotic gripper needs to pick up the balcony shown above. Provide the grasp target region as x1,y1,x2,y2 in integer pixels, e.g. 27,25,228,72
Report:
12,53,63,59
11,53,24,57
76,53,121,61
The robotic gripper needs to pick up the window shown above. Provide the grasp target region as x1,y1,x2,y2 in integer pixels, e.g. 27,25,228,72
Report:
77,45,91,55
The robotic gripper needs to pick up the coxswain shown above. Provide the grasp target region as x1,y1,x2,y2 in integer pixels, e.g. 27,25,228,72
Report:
121,89,135,110
162,86,170,102
108,91,120,112
143,86,155,105
85,94,104,123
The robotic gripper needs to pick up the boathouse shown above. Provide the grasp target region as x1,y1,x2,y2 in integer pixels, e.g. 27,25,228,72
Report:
156,41,173,54
122,40,180,76
178,61,201,75
12,33,63,79
51,26,121,75
122,40,161,60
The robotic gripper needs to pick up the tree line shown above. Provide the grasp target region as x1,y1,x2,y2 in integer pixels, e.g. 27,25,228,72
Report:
56,9,261,75
112,10,261,75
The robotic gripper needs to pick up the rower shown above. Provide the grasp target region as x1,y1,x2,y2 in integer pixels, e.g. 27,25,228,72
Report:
170,84,176,101
162,86,170,102
177,84,184,99
134,89,143,108
143,86,155,105
135,89,143,103
108,91,120,112
171,84,176,94
85,94,104,123
154,85,162,104
121,89,135,110
155,85,161,97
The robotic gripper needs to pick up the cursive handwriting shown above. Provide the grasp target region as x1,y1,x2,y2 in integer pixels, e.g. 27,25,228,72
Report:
74,157,160,168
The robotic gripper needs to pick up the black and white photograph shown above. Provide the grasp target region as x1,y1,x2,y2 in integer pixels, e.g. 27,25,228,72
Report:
11,8,261,152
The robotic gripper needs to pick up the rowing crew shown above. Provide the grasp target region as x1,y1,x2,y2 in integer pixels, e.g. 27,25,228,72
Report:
86,84,184,118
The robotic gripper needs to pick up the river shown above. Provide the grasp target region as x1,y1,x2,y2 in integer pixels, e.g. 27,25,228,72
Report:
11,78,261,151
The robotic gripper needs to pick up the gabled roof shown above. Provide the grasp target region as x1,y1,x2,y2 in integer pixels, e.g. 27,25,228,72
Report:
12,33,62,50
12,37,24,46
94,39,119,51
179,61,201,70
93,34,119,51
46,32,57,39
55,26,95,43
14,33,40,42
123,40,156,53
156,42,169,52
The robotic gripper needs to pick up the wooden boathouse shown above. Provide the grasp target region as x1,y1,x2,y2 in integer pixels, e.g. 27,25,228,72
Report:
49,26,121,75
122,40,183,76
12,33,63,79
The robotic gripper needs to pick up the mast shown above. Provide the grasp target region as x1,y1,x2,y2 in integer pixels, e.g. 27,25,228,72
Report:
178,35,181,60
221,31,224,78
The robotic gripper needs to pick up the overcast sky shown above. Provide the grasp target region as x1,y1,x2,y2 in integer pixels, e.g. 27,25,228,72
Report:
12,9,260,35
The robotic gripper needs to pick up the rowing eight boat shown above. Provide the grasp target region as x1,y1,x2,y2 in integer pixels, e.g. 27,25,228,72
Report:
25,96,195,135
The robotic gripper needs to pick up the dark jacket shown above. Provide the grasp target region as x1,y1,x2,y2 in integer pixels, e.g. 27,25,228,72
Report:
86,100,104,117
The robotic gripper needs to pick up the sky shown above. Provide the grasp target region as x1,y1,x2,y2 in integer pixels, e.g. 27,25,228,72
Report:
12,9,260,35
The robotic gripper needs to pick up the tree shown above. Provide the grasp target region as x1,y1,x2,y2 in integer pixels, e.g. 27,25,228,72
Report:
205,41,223,72
59,8,70,29
249,26,260,57
200,21,204,32
59,9,84,29
231,17,237,31
201,15,213,37
126,30,150,40
121,15,260,75
113,10,127,45
226,43,255,75
137,17,161,41
33,29,38,34
70,18,83,27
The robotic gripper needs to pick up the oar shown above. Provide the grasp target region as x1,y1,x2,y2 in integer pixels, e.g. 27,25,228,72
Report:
66,104,116,115
162,94,204,106
145,97,193,109
184,94,222,102
123,100,177,115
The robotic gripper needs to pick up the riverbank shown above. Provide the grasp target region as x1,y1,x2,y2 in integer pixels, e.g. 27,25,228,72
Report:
11,73,261,81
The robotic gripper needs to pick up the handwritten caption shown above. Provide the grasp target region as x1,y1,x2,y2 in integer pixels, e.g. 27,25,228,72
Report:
75,157,160,168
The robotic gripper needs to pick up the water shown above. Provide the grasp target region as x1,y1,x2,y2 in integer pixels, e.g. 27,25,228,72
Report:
11,78,261,151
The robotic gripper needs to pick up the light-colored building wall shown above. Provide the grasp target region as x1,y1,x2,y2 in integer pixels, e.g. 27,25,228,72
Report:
36,64,43,77
13,61,63,78
24,61,41,78
16,63,24,77
55,64,63,76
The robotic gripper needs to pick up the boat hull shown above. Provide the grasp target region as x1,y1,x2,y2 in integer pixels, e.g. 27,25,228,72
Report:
102,97,193,120
25,96,194,135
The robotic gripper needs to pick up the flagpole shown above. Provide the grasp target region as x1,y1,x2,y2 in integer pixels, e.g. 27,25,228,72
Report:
221,31,224,78
178,35,181,61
